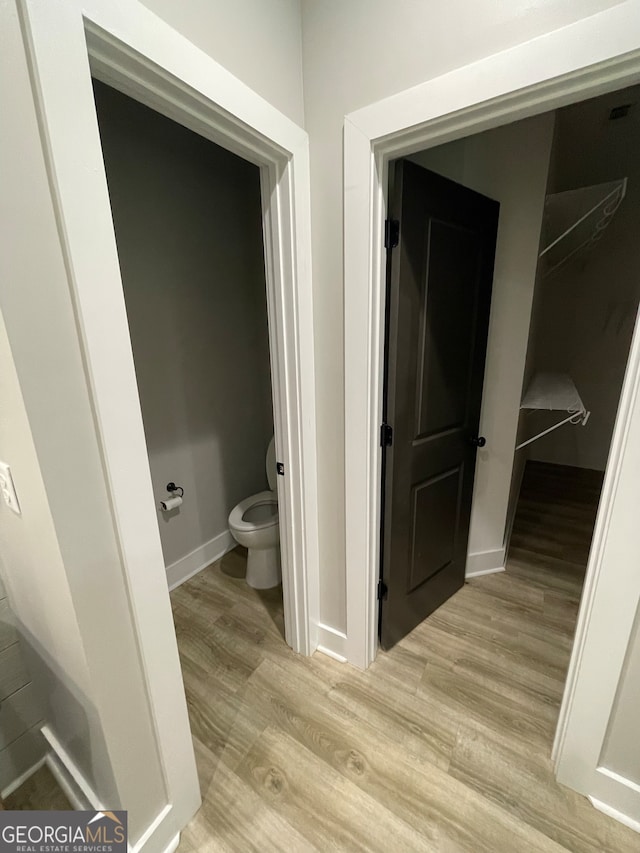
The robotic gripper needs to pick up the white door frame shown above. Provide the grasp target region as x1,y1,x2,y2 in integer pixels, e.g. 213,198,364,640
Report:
344,0,640,818
18,0,319,847
344,0,640,671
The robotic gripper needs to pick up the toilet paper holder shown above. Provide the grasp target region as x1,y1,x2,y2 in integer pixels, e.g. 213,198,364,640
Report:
160,482,184,512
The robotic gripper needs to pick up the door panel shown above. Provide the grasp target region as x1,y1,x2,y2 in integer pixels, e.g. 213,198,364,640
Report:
415,221,480,439
409,466,460,590
380,159,499,650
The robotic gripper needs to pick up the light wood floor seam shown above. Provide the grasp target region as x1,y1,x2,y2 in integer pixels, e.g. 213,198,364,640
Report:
6,464,634,849
168,463,637,852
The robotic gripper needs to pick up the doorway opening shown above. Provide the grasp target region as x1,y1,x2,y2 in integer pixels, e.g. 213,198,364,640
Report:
92,75,291,653
93,79,283,608
375,82,640,818
379,84,640,654
506,87,640,686
90,74,298,806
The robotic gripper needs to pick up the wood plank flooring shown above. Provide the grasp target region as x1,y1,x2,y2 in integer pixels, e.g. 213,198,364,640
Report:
169,464,636,851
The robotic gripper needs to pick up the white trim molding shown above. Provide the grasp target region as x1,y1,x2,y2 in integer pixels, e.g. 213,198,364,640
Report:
465,549,506,579
77,11,320,661
343,0,640,829
166,531,235,591
44,725,182,851
45,752,91,811
41,725,102,809
589,797,640,836
16,0,319,849
316,623,348,663
552,309,640,829
0,757,46,801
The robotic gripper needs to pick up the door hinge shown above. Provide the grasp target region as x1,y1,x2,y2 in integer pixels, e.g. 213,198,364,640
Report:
276,462,285,476
377,579,388,601
384,219,400,250
380,422,393,447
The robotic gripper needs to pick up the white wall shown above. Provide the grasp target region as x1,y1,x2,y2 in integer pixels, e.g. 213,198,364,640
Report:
555,299,640,822
141,0,305,126
301,0,621,631
528,85,640,470
0,315,104,794
0,1,168,841
410,113,555,569
94,81,273,571
3,0,640,833
600,598,640,787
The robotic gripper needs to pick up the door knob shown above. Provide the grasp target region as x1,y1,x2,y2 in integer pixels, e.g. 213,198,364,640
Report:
470,436,486,447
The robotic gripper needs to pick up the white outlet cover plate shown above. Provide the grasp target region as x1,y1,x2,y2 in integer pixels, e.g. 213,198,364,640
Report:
0,461,21,515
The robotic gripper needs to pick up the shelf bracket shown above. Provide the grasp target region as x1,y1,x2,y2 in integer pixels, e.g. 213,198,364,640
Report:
516,409,589,451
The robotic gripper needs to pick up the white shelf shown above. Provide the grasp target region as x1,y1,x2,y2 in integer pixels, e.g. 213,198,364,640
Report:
517,372,589,451
540,178,627,277
521,372,585,413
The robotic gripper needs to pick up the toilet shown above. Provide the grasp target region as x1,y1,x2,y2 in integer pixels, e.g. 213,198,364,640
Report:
228,437,281,589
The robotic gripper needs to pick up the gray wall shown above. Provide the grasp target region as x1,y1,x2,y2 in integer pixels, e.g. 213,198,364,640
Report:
527,85,640,471
94,81,274,570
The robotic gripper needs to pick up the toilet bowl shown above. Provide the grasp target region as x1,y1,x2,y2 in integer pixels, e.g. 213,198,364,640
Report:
228,438,281,589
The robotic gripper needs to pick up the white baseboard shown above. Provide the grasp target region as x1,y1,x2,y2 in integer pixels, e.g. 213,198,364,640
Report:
589,796,640,834
466,565,506,579
130,804,172,853
41,724,102,809
43,726,180,852
166,530,235,591
465,547,506,578
1,756,46,799
45,751,89,810
316,623,348,662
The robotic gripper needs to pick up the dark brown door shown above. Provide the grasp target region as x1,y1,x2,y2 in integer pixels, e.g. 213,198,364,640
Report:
380,159,499,650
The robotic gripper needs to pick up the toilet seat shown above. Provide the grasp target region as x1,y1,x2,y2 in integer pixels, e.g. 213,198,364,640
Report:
228,490,278,534
228,437,281,589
